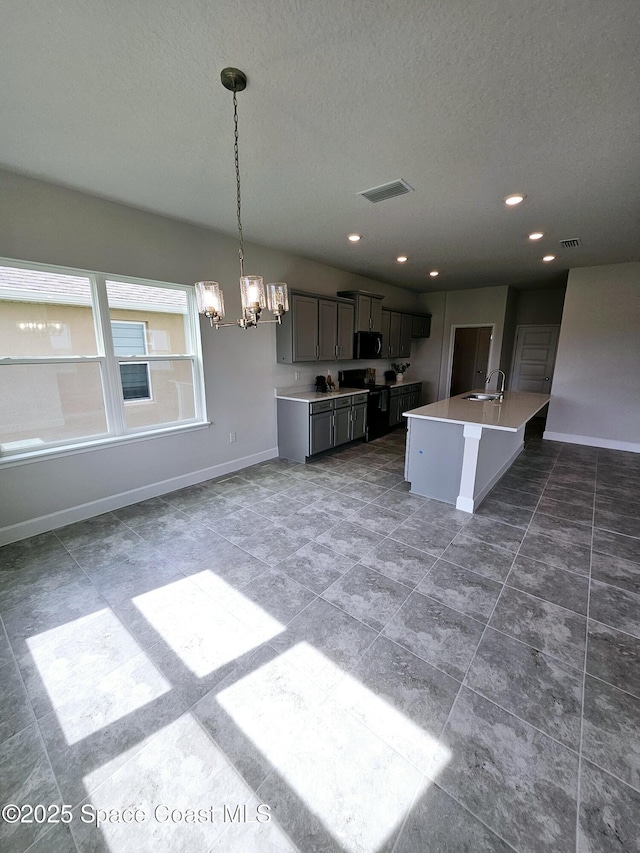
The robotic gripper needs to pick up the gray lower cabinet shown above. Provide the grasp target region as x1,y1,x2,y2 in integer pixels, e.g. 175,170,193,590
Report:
333,404,352,446
389,382,422,427
351,403,366,439
310,409,334,454
277,393,368,462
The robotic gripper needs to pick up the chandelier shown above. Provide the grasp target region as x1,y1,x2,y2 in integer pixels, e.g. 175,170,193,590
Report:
195,68,289,329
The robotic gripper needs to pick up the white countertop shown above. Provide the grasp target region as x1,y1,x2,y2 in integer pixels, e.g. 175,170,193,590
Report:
404,390,550,432
276,387,369,403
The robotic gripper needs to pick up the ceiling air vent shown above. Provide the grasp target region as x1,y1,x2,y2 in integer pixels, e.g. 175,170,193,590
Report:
358,179,414,203
559,237,582,248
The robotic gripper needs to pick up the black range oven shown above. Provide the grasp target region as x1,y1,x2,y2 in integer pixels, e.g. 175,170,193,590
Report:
338,369,390,441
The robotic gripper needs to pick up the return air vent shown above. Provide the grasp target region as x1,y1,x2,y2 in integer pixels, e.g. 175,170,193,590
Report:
559,237,582,248
358,179,414,203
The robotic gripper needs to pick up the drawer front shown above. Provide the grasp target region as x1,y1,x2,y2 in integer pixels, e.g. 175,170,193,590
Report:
310,399,334,414
350,393,368,406
334,396,352,409
389,386,402,397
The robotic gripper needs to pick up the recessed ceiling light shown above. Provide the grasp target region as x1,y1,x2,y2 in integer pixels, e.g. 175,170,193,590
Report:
397,256,408,263
542,255,556,262
504,193,526,206
529,232,544,240
429,270,439,277
347,233,361,242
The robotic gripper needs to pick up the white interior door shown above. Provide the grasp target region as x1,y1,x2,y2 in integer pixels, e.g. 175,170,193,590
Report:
510,325,560,393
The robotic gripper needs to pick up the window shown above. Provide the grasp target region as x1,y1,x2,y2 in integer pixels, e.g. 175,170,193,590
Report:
0,260,206,459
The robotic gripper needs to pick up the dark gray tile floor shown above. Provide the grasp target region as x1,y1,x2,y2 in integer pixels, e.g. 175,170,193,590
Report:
1,427,640,852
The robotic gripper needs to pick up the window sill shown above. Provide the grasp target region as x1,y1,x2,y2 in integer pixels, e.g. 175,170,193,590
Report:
0,421,212,469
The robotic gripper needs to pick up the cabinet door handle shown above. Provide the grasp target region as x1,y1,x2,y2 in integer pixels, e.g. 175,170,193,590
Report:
315,344,319,358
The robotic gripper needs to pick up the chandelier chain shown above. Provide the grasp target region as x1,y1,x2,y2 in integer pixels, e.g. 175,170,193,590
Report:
233,88,244,277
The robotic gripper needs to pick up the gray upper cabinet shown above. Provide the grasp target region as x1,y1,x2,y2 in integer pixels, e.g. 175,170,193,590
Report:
389,311,402,358
337,301,354,359
277,292,355,363
337,290,384,333
381,310,431,360
318,299,338,361
292,294,319,362
382,309,407,358
399,313,413,358
411,314,432,338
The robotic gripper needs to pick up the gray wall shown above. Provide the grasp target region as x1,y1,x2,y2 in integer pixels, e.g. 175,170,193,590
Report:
411,292,446,403
0,169,420,540
436,286,510,399
514,287,566,327
545,262,640,450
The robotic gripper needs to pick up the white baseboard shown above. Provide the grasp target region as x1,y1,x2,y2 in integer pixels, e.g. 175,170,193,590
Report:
0,447,279,546
543,431,640,454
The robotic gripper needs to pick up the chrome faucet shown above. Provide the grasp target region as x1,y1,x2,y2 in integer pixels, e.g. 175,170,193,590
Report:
485,369,506,398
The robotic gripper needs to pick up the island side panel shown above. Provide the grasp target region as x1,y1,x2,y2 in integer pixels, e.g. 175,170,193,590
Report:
405,417,465,504
473,424,525,505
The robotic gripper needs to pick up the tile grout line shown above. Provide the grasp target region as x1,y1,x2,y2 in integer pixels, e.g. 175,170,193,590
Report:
573,446,598,853
401,436,565,847
0,607,81,853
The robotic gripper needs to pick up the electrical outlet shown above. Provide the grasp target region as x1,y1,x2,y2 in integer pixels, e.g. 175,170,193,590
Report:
229,432,236,443
294,371,301,381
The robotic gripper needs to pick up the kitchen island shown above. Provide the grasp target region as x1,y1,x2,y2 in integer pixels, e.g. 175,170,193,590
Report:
403,390,550,512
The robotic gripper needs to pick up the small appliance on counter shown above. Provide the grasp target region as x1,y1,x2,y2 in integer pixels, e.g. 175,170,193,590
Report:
315,375,328,393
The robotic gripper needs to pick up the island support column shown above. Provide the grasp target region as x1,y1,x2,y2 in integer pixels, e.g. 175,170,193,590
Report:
456,424,483,512
455,423,525,512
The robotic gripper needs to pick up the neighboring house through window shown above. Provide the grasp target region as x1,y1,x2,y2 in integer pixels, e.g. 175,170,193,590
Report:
111,321,151,401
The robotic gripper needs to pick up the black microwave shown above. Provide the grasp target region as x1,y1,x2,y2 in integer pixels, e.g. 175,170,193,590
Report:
353,331,383,359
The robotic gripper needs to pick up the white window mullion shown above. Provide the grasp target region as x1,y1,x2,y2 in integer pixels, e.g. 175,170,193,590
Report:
92,274,126,437
186,285,207,422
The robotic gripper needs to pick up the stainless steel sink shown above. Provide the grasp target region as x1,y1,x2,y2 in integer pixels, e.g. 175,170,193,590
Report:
463,393,502,401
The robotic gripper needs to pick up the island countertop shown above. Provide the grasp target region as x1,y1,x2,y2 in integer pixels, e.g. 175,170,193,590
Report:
404,390,550,432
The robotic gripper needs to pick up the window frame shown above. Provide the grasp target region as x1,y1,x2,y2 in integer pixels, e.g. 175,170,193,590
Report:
0,257,208,464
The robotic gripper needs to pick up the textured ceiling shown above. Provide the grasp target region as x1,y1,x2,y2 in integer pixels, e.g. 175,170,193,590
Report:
1,0,639,291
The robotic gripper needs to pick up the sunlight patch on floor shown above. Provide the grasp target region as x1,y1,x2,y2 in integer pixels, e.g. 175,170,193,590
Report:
217,641,451,852
132,575,285,678
27,608,170,745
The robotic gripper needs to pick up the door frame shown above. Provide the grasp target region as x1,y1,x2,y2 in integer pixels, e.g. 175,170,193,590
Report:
446,323,495,397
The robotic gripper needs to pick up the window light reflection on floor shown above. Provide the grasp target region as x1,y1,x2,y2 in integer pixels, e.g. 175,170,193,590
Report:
26,608,170,746
132,574,285,678
216,641,451,852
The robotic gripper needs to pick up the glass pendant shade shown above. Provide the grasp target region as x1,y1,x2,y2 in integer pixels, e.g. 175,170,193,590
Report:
266,282,289,316
195,281,225,320
240,275,266,313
